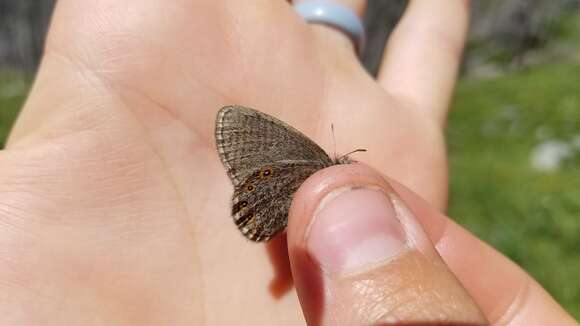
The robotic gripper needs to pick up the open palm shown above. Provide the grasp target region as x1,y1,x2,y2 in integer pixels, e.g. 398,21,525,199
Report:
2,1,489,325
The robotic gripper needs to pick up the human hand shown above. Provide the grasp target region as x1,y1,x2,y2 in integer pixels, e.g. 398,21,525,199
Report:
1,0,576,325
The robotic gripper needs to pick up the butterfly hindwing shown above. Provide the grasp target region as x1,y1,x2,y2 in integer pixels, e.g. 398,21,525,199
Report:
231,162,326,241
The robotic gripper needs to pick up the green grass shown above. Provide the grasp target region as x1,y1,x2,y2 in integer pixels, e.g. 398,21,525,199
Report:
449,63,580,319
0,71,26,148
0,62,579,319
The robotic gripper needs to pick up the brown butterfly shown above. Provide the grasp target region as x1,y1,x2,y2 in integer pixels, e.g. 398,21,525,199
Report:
215,106,364,241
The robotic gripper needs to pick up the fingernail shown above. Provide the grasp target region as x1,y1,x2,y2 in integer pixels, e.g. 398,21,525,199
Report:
307,187,406,273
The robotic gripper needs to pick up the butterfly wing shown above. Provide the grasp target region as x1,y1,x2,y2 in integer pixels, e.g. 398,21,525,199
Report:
231,162,324,241
215,106,334,241
215,106,333,186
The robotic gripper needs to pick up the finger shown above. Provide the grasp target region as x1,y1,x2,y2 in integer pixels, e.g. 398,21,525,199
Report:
288,164,577,325
287,164,487,325
389,178,579,325
377,0,470,126
293,0,367,61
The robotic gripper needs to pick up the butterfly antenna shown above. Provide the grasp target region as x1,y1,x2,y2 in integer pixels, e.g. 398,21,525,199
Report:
338,148,367,161
331,123,337,159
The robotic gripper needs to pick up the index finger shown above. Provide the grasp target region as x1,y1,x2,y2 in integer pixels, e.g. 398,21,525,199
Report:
390,177,578,325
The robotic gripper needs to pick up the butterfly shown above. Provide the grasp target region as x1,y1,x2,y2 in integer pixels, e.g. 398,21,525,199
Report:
215,105,364,241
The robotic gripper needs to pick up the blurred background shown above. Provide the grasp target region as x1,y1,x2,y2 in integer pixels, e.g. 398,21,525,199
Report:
0,0,579,319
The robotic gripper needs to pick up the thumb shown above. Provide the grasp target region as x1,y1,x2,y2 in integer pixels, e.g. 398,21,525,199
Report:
287,164,488,326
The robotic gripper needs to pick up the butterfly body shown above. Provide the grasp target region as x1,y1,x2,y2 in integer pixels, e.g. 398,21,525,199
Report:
215,106,351,242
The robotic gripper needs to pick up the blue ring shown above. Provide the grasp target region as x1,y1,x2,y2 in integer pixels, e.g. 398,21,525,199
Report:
294,0,366,56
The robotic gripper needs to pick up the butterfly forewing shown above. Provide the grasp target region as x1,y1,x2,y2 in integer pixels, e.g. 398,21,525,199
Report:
215,106,333,186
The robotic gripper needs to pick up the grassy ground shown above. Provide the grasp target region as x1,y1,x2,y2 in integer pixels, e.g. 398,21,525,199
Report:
449,63,580,318
0,71,26,148
1,62,579,319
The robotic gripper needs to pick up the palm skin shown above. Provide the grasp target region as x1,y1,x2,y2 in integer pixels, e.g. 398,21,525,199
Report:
2,1,449,324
